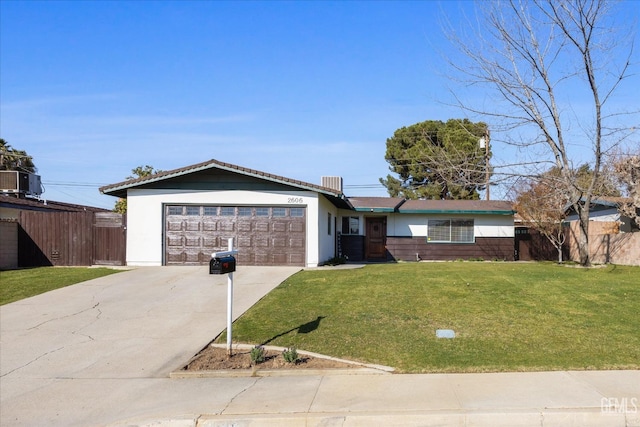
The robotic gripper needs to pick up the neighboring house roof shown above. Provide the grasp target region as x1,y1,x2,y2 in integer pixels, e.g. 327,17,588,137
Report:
399,199,515,215
100,158,353,209
564,197,634,216
349,197,405,212
0,194,109,212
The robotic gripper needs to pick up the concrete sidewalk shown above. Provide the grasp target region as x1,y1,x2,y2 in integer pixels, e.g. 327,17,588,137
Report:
2,266,639,427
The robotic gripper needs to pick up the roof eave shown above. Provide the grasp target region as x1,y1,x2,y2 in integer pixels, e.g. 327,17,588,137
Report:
100,160,346,200
399,209,516,215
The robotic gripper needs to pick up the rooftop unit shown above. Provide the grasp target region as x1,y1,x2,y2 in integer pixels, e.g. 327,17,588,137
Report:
0,171,43,197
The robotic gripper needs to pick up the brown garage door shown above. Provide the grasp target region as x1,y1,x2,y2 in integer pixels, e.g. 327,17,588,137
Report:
165,205,306,266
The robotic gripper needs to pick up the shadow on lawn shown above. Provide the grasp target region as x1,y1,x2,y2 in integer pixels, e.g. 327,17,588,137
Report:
261,316,326,346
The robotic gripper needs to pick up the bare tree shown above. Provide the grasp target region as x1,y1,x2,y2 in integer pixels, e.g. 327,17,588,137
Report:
445,0,636,266
610,149,640,228
514,175,567,262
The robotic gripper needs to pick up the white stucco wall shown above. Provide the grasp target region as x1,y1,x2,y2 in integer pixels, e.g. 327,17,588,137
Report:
338,212,514,238
126,188,324,267
317,195,339,264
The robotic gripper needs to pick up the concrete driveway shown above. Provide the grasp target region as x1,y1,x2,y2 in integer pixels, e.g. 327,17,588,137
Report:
0,266,300,426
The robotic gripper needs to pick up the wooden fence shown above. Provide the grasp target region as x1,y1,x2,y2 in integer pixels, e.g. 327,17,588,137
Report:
566,221,640,266
17,211,126,267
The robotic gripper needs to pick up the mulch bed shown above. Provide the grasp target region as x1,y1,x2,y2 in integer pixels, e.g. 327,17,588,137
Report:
184,345,357,371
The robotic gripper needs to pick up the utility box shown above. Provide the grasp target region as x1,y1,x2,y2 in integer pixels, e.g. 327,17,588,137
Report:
209,255,236,274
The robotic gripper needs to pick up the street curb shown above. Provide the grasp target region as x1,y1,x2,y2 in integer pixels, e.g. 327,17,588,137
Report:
110,409,639,427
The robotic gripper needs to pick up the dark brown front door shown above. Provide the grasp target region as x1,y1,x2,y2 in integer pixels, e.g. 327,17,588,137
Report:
365,217,386,260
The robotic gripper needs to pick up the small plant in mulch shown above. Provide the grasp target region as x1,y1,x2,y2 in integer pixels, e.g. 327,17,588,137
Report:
250,345,265,365
282,347,299,364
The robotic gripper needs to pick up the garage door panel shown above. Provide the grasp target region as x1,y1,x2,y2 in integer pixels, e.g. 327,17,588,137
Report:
167,220,183,231
203,221,217,231
166,251,185,263
167,236,184,246
290,238,304,248
290,222,304,232
238,222,252,232
255,222,269,232
220,222,235,232
185,236,200,246
272,238,286,247
255,237,269,247
165,205,305,266
290,253,304,264
238,236,252,247
203,236,218,247
185,222,200,231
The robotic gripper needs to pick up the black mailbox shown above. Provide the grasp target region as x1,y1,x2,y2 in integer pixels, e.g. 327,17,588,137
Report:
210,255,236,274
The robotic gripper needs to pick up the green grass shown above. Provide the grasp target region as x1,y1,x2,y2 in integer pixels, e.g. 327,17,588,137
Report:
0,267,122,305
221,262,640,373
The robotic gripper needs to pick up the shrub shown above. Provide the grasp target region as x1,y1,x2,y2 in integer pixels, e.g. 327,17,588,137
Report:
282,347,299,364
250,345,265,364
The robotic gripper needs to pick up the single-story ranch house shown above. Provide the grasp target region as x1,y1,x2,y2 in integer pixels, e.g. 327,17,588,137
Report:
100,159,516,267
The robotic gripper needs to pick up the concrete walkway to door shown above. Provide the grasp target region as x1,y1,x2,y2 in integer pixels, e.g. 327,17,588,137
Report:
0,266,300,426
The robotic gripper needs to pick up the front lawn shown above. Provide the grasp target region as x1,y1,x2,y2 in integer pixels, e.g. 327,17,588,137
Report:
0,267,123,305
222,262,640,373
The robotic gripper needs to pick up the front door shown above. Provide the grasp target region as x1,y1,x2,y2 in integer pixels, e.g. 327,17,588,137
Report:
365,217,387,260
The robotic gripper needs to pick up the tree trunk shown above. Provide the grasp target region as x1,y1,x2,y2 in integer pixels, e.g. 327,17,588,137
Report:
577,206,591,267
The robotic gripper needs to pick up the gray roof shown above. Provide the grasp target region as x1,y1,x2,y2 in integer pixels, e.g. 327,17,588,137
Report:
399,199,515,215
348,197,405,212
0,194,109,212
100,158,353,209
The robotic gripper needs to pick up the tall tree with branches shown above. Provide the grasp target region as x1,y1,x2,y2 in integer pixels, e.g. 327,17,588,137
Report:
380,118,490,200
113,165,162,214
0,139,36,173
445,0,636,266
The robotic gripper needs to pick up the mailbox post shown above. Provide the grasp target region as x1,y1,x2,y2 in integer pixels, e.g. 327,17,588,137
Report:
210,238,238,356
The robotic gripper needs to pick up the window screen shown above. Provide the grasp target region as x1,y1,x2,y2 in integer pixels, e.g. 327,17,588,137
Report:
428,219,474,243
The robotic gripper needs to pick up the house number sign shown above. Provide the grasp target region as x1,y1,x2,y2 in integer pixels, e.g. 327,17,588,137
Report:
287,197,304,204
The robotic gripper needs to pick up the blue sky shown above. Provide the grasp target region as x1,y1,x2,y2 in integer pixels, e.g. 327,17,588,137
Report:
1,1,638,209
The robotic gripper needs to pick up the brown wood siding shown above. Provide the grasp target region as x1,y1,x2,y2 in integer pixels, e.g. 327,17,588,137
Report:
16,211,126,267
340,235,364,261
386,236,515,261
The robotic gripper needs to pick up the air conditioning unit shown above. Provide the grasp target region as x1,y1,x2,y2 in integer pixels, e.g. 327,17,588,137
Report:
0,171,43,197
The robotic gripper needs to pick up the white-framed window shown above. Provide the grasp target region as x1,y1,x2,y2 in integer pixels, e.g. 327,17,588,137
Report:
238,207,252,217
167,206,182,215
290,208,304,217
203,206,218,216
341,216,360,235
272,207,286,217
185,206,200,216
427,219,474,243
220,207,235,216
